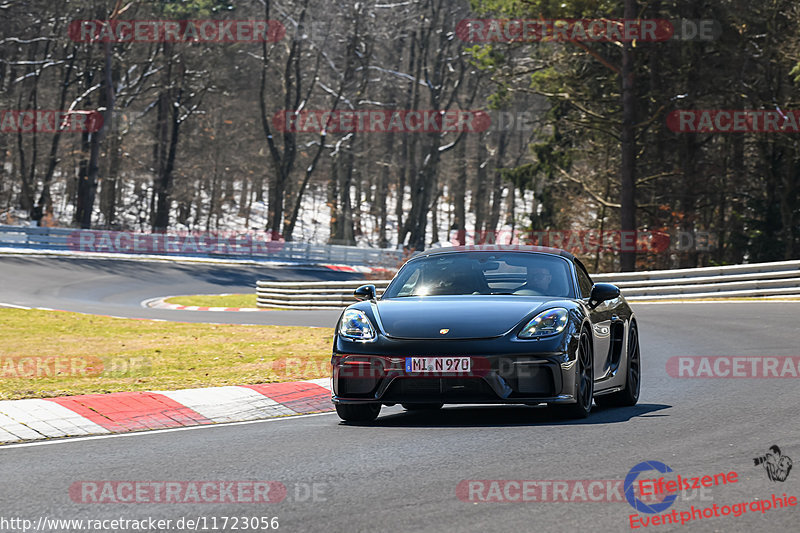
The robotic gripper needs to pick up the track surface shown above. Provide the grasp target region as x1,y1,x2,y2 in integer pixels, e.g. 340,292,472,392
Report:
0,255,353,326
1,256,798,532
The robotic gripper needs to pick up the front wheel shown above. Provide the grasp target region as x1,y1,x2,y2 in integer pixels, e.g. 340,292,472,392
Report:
335,403,381,423
553,329,594,419
595,322,641,408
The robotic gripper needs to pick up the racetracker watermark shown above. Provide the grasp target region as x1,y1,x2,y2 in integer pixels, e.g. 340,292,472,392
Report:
455,19,720,43
456,19,674,42
666,356,800,378
446,229,718,254
667,110,800,133
1,516,280,532
67,229,285,256
333,355,591,380
68,20,285,43
456,480,712,503
69,481,287,504
270,358,330,378
0,110,103,133
272,110,491,133
0,356,150,379
333,355,491,380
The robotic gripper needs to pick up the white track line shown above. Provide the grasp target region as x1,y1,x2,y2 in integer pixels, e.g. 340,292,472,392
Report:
0,302,32,309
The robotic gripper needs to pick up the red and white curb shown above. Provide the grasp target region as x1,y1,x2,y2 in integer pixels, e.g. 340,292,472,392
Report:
320,264,395,275
143,296,268,312
0,378,333,444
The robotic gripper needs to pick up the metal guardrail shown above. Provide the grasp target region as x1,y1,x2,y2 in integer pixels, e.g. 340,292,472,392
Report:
3,225,797,305
256,260,800,308
0,224,403,267
257,280,391,309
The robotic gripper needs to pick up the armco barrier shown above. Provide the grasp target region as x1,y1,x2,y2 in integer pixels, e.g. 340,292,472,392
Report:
256,260,800,309
256,280,392,309
0,225,403,267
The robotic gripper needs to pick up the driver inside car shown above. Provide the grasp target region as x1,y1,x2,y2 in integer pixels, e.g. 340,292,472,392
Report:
429,261,477,295
514,266,553,295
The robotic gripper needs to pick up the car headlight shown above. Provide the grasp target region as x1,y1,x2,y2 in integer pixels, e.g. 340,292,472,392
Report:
339,309,377,341
518,308,569,338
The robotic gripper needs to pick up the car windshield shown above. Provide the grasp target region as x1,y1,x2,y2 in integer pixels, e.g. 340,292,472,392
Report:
383,252,574,299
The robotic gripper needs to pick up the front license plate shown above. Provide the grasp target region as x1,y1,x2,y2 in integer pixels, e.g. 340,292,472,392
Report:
405,357,471,373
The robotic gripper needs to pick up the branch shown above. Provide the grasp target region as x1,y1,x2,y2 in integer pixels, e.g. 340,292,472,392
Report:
556,166,622,208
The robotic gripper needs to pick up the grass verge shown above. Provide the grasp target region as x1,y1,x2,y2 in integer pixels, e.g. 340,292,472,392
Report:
163,293,258,308
0,309,332,400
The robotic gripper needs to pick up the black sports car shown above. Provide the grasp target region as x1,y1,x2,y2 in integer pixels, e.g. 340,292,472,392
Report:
331,245,640,422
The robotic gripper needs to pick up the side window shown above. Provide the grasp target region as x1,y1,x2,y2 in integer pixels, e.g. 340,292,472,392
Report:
575,263,593,298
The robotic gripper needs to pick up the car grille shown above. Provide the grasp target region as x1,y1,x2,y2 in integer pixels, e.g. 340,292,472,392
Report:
382,377,498,401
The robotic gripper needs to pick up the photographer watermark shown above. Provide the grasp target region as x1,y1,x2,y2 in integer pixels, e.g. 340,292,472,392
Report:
625,459,797,528
629,495,797,528
753,445,792,482
625,461,725,515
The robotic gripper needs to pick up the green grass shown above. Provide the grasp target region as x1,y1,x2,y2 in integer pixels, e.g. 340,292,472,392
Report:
164,293,258,308
0,309,332,400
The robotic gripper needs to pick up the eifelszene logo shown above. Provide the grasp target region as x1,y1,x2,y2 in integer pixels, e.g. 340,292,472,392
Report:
624,461,678,514
753,445,793,482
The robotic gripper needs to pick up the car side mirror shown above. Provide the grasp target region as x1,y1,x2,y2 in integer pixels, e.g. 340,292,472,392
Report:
589,283,620,308
354,284,376,301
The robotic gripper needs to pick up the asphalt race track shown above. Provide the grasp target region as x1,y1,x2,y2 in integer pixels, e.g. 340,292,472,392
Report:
0,255,357,326
1,255,799,532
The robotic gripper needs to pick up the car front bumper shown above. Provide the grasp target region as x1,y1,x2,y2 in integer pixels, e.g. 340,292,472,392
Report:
331,351,579,405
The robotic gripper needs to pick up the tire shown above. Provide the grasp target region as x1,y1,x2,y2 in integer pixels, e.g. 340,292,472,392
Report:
553,328,594,419
595,322,641,408
335,403,381,423
402,403,444,411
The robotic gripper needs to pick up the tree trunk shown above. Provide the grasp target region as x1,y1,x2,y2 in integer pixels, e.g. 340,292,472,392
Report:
100,126,122,228
486,131,509,240
474,135,488,240
38,44,77,220
619,0,637,271
377,130,393,248
452,138,467,245
152,81,182,232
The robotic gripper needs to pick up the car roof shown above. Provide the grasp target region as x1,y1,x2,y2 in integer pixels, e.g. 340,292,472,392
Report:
410,245,576,261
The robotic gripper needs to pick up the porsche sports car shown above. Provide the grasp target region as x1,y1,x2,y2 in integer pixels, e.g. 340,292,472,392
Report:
331,245,640,423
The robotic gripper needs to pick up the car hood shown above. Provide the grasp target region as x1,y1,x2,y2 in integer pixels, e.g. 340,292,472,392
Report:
374,296,554,340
